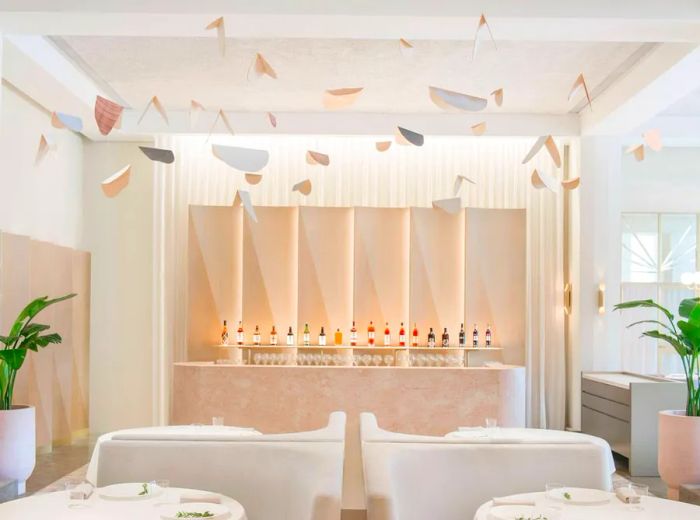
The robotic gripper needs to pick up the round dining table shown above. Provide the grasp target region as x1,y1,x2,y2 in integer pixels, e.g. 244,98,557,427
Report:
474,490,700,520
0,486,247,519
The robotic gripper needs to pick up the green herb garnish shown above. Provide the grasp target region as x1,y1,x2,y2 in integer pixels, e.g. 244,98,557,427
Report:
563,492,571,500
175,512,214,518
515,516,548,520
137,483,149,496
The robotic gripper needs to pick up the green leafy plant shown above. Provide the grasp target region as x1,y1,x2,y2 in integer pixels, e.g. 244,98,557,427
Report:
0,294,75,410
138,483,149,496
615,297,700,416
176,512,214,518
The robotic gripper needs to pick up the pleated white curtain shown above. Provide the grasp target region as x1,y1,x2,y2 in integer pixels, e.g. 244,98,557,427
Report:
152,134,566,429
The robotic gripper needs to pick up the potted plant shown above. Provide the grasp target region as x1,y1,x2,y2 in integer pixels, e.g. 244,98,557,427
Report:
0,294,75,494
615,297,700,499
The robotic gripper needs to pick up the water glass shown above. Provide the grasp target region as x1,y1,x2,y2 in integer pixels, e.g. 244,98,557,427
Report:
150,479,171,505
485,417,498,431
65,478,91,508
614,482,648,511
212,416,224,426
384,355,394,366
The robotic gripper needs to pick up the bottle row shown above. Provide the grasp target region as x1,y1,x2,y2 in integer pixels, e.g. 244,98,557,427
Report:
220,320,493,348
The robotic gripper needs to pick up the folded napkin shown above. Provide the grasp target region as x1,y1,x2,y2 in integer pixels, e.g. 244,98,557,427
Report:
615,487,641,504
492,496,536,506
180,492,221,504
69,483,94,500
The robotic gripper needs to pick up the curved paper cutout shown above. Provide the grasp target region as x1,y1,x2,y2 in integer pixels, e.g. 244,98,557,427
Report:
51,112,83,132
643,129,662,152
530,169,558,192
626,144,645,162
453,174,476,196
432,197,462,215
473,13,497,61
245,173,263,185
471,121,487,136
206,16,225,56
139,146,175,164
306,150,330,166
399,38,414,58
94,95,123,136
212,144,269,172
323,87,364,110
35,134,53,165
232,190,257,223
429,86,487,112
491,88,503,107
138,96,169,125
569,73,592,111
395,126,424,147
522,135,562,168
190,100,205,128
248,53,277,80
267,112,277,128
375,141,392,152
293,179,312,196
101,165,131,198
561,177,581,190
207,109,235,139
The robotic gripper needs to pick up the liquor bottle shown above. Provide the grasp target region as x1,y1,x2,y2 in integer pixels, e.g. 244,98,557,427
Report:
350,321,358,346
303,323,311,346
458,323,466,348
368,321,375,346
411,323,419,347
485,324,492,347
270,325,278,345
334,328,343,346
427,328,436,348
399,322,406,346
236,321,244,346
441,327,449,348
319,327,326,346
472,324,479,347
221,320,229,345
253,325,261,346
384,322,391,346
286,326,295,346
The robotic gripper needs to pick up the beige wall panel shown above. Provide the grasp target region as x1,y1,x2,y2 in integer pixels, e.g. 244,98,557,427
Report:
71,250,91,433
353,208,410,342
465,208,526,365
243,207,299,338
188,206,243,359
298,208,354,339
409,208,465,345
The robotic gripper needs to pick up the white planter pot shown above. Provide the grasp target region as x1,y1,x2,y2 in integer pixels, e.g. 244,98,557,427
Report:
0,405,36,495
658,410,700,500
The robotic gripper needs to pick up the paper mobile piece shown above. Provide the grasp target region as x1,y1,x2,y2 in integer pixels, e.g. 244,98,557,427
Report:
306,150,330,166
643,129,662,152
399,38,414,58
491,88,503,107
190,100,205,128
561,177,581,190
206,16,226,57
114,111,122,130
51,112,83,132
375,141,392,152
94,95,123,136
248,53,277,80
626,144,645,162
35,134,53,165
207,109,235,139
429,86,487,112
568,73,592,111
232,189,257,223
293,179,312,196
453,174,476,196
267,112,277,128
530,169,558,192
522,135,562,168
432,197,462,215
101,165,131,198
472,13,497,61
245,173,263,185
323,87,364,110
212,144,269,172
471,122,487,136
395,126,424,147
139,146,175,164
137,96,169,126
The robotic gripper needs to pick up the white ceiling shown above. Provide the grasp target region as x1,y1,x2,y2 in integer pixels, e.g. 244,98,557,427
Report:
662,88,700,117
58,36,644,115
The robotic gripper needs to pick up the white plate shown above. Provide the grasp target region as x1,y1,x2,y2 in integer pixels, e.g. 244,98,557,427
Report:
547,487,610,505
159,502,231,520
488,505,549,520
98,482,164,501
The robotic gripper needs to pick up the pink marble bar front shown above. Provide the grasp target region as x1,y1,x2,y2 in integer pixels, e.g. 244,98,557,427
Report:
172,363,526,509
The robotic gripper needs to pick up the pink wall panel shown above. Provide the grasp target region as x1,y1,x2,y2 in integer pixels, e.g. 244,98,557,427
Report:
71,251,91,432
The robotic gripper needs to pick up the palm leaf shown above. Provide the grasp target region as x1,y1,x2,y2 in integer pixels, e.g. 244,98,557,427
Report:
614,299,675,326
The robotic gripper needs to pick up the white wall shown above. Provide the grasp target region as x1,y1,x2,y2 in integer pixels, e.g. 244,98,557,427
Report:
0,82,84,248
83,141,154,434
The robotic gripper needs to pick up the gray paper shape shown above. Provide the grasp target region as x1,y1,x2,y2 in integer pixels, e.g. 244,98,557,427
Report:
139,146,175,164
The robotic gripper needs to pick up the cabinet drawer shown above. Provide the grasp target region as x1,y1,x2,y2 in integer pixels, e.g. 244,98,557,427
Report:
582,406,630,458
582,377,630,405
582,392,631,422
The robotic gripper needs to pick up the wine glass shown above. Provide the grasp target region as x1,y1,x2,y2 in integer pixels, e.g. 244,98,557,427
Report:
253,353,261,365
361,354,371,366
384,355,394,366
372,355,382,366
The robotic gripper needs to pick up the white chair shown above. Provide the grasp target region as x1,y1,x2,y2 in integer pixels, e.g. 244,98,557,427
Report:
360,412,614,520
94,411,346,520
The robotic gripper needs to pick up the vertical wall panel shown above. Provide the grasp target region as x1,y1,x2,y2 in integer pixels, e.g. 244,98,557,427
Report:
298,208,354,339
353,208,410,342
243,207,299,337
465,208,526,364
71,250,91,433
410,208,465,345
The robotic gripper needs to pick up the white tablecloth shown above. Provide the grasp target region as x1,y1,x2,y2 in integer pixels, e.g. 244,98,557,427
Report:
446,427,616,475
473,491,700,520
0,487,247,520
87,425,261,484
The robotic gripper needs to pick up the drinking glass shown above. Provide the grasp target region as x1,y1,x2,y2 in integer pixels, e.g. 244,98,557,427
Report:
353,354,360,366
65,478,91,509
212,416,224,426
150,479,171,505
253,353,261,365
372,355,382,366
485,417,498,433
323,354,332,365
384,355,394,366
362,354,371,366
614,482,648,512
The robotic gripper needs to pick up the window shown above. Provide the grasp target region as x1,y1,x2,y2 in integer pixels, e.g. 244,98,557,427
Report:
620,213,698,374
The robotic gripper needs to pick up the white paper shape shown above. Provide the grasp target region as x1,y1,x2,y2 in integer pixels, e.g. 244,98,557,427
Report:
212,144,269,172
137,96,169,126
375,141,392,152
292,179,312,196
232,189,257,222
394,126,424,146
432,197,462,215
139,146,175,164
206,16,225,56
207,109,235,139
190,100,205,128
51,112,83,132
399,38,414,58
642,129,662,152
531,169,559,192
323,87,364,110
306,150,330,166
473,13,497,61
561,177,580,190
522,135,562,168
429,86,487,112
569,73,592,111
101,165,131,198
453,174,476,196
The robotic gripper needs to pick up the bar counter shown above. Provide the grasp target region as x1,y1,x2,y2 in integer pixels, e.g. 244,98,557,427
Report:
172,362,526,510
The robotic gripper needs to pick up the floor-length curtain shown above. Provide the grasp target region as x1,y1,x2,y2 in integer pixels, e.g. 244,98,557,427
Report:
152,134,566,429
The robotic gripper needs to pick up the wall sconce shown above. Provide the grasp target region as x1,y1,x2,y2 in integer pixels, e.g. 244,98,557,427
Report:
563,283,572,315
597,284,605,314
